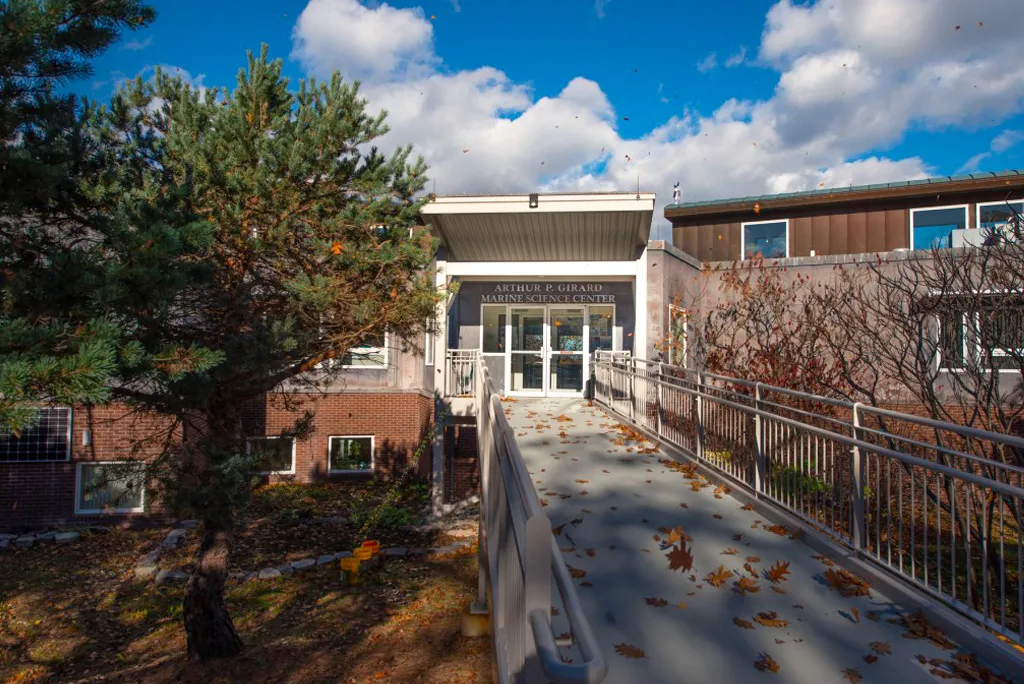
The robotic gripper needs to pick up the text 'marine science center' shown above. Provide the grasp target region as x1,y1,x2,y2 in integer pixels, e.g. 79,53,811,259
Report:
480,283,618,304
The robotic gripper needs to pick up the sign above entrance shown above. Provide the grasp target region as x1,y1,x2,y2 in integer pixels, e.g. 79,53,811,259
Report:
480,283,617,304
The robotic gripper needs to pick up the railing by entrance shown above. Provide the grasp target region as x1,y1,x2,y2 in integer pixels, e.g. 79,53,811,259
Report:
446,349,478,397
592,351,1024,648
471,355,607,683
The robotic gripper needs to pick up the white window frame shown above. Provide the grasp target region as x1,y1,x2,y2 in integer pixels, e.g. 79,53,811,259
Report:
976,200,1024,244
740,219,790,260
338,332,389,369
74,461,146,515
932,288,1024,374
327,435,375,474
0,406,73,463
425,322,434,367
247,435,297,475
909,204,969,251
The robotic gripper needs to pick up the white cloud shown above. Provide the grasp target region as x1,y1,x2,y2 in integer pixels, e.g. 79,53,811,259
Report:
291,0,1024,227
120,36,152,51
696,53,717,74
450,0,461,11
992,129,1024,153
957,129,1024,173
291,0,436,82
725,46,747,68
595,0,610,19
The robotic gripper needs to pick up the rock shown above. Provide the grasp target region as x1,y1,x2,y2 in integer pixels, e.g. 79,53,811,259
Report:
154,569,172,583
0,538,10,550
139,550,162,565
334,551,352,560
135,565,159,580
408,548,431,556
291,558,317,572
447,526,478,539
277,564,295,576
178,520,200,529
0,534,16,542
15,536,34,548
243,572,257,582
316,554,335,566
228,572,246,581
384,548,407,558
258,568,282,580
54,532,80,545
37,531,57,541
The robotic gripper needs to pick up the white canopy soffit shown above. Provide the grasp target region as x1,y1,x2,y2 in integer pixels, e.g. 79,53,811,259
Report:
421,192,656,262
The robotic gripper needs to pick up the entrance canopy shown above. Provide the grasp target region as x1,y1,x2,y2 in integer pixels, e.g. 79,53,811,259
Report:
421,192,655,262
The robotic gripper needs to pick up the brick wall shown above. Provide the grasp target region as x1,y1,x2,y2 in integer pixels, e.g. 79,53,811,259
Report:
0,404,179,531
2,392,433,531
242,391,434,483
444,424,480,503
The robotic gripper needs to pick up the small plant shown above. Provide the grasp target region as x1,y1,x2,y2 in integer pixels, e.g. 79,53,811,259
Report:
275,507,299,525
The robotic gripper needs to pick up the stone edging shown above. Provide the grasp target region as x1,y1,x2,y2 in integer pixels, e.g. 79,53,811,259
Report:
0,529,92,550
135,531,478,585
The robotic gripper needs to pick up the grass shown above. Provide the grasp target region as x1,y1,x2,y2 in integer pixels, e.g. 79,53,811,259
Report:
0,483,490,684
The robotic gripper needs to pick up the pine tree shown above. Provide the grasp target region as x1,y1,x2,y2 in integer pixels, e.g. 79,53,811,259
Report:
83,46,442,658
0,0,157,430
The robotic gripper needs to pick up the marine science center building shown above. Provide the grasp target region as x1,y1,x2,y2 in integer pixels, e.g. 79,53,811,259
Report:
424,192,662,398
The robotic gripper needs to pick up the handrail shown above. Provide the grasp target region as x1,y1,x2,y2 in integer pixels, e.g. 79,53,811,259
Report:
475,356,608,683
592,354,1024,646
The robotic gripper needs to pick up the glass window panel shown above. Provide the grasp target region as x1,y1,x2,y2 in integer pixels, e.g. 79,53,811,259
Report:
483,306,506,353
979,202,1024,244
511,353,544,391
550,356,584,392
743,221,787,259
249,437,294,473
912,207,966,250
78,463,145,512
550,308,584,352
938,312,964,369
589,306,614,352
511,308,544,352
329,436,373,471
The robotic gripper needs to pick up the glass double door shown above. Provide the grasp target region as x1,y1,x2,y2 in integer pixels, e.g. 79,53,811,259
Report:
510,306,586,395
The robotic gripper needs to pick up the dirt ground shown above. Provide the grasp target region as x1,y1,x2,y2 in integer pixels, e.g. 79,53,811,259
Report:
0,483,491,684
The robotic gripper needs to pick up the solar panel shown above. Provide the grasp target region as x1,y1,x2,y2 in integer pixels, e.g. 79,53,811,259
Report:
0,407,72,462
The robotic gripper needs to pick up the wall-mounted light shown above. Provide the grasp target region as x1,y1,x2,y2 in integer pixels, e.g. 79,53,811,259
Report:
529,193,539,209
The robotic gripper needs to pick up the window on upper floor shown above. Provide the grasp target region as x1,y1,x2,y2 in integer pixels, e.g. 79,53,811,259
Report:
0,407,71,463
977,201,1024,245
742,220,788,260
911,205,967,250
339,333,388,368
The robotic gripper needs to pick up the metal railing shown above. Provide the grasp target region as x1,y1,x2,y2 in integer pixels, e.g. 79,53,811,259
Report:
446,349,478,397
474,356,607,683
592,351,1024,646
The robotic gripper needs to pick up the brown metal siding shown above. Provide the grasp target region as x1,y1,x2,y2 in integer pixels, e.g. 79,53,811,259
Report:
668,186,1022,261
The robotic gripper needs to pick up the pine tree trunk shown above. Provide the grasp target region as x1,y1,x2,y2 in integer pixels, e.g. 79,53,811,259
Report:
183,522,243,660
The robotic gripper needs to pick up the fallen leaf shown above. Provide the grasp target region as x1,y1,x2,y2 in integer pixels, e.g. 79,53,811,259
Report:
863,654,878,664
764,561,791,584
645,597,668,607
705,565,734,588
771,586,787,595
614,643,647,659
676,602,688,610
746,556,760,563
754,653,780,673
722,548,739,555
734,577,761,596
824,569,871,598
734,617,754,629
852,606,860,623
754,611,789,628
568,566,586,579
842,668,863,683
666,545,694,572
869,642,891,655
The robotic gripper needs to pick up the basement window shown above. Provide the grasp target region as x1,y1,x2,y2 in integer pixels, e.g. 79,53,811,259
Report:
75,462,145,514
328,436,374,473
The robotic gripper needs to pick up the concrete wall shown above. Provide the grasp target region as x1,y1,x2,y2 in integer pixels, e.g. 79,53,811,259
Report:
644,241,704,362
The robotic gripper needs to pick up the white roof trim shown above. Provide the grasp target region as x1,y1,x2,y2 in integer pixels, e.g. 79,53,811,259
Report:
422,192,656,216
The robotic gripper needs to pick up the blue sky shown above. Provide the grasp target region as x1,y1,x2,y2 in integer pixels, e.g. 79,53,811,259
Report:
75,0,1024,225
